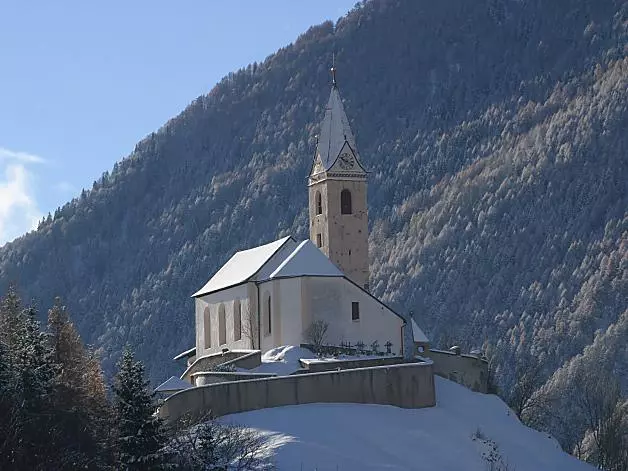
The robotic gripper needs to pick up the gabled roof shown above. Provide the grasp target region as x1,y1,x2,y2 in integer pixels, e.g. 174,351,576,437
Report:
267,240,344,279
412,318,429,343
192,236,294,297
154,376,193,393
315,84,362,171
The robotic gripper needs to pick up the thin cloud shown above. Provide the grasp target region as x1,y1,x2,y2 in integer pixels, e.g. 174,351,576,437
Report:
0,147,46,164
0,148,44,246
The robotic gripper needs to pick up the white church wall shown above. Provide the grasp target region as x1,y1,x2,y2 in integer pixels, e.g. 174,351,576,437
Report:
195,283,254,357
257,277,305,352
305,276,403,354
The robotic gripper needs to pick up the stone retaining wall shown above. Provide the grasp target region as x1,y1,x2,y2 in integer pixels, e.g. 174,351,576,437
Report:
192,371,276,386
426,349,488,393
160,360,435,423
299,356,403,373
181,350,261,383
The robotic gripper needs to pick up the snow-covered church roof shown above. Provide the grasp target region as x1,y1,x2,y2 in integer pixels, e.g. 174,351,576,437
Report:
193,237,343,297
267,240,344,280
316,84,363,171
193,236,295,297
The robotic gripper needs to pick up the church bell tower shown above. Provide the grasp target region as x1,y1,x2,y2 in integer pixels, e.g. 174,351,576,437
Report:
308,64,370,290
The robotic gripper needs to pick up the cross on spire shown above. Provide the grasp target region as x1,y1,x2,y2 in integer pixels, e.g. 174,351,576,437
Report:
330,52,337,87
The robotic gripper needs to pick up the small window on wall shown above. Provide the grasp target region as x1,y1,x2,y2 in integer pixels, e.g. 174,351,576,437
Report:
264,293,272,336
352,302,360,321
204,307,211,348
315,191,322,215
234,300,242,341
316,233,322,248
341,189,352,214
218,304,226,345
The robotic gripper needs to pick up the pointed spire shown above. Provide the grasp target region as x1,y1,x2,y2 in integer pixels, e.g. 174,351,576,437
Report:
314,56,362,172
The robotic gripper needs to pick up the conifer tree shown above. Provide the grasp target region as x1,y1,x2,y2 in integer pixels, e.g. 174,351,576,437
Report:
47,299,113,469
0,290,58,469
0,339,18,468
113,348,165,470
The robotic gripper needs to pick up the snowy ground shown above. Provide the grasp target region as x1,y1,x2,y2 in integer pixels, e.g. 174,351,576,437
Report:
222,377,594,471
240,345,318,376
240,345,396,377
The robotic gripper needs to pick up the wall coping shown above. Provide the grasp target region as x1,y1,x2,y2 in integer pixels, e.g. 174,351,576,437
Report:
300,354,400,365
181,349,260,380
429,349,488,362
169,359,431,402
191,371,276,378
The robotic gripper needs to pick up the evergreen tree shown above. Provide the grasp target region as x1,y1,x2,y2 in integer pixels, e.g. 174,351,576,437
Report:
47,299,113,469
0,339,18,468
0,290,59,469
113,348,165,470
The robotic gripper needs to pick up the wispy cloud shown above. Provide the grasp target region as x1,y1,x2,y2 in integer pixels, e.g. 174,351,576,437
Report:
0,147,46,164
0,147,44,246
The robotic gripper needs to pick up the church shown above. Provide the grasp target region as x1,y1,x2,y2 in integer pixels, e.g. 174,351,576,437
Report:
186,66,428,363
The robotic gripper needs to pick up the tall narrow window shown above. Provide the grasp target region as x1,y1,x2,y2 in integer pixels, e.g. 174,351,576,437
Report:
218,304,226,345
234,300,242,341
264,293,272,335
352,302,360,321
204,307,211,348
315,191,322,215
341,189,352,214
316,233,322,248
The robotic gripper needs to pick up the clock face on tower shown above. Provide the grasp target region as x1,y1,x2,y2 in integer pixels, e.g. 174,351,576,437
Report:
338,152,355,170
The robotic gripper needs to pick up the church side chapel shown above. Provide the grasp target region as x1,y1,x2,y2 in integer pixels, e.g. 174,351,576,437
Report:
178,65,429,375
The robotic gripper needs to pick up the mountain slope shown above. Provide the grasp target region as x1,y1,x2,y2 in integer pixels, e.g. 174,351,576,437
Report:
0,0,626,434
223,377,595,471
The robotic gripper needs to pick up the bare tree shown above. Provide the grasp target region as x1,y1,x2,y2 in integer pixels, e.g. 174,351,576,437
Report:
167,414,275,470
304,320,329,353
573,372,627,471
241,304,259,350
506,353,547,422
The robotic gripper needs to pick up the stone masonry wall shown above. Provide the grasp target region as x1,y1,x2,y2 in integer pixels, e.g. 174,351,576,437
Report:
160,361,435,423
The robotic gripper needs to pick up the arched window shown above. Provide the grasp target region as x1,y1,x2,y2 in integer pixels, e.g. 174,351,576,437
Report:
234,300,242,341
315,191,322,215
264,293,272,335
218,304,226,345
203,307,211,348
341,189,352,214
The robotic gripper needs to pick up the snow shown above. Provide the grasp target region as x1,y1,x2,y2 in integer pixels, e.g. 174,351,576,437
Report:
267,240,344,279
222,377,594,471
411,317,429,343
154,376,193,393
243,346,318,376
317,85,363,170
299,354,394,365
192,236,293,297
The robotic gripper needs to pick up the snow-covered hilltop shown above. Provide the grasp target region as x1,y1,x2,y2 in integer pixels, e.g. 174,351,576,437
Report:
223,377,594,471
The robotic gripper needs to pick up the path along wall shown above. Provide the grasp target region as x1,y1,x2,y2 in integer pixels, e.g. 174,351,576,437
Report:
159,361,435,423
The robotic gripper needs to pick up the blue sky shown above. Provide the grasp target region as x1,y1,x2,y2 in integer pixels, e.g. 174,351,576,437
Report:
0,1,355,245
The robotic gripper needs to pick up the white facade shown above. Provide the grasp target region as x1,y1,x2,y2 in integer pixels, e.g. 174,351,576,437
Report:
192,239,409,357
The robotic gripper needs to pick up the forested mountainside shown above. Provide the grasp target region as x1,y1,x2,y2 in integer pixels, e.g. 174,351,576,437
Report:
0,0,626,434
